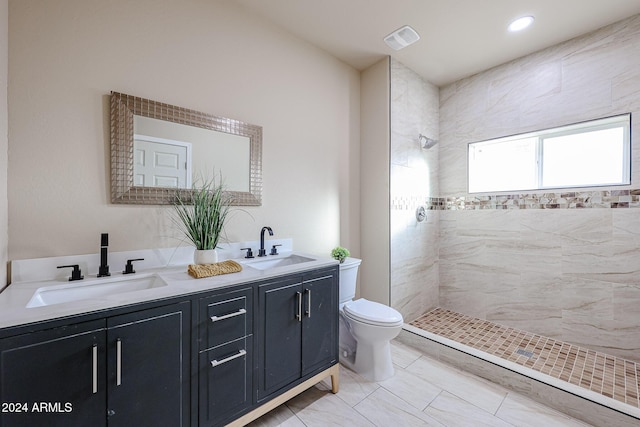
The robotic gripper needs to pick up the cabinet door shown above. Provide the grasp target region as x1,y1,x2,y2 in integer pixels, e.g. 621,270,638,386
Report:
0,320,106,427
106,302,191,427
256,277,302,401
301,272,338,376
198,337,252,427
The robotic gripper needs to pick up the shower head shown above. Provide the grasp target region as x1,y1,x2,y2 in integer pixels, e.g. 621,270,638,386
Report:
419,134,438,150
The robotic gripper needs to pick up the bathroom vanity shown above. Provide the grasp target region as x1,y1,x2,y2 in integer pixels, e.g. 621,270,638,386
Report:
0,252,339,427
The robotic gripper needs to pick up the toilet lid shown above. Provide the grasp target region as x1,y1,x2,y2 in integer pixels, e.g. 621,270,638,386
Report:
343,298,403,327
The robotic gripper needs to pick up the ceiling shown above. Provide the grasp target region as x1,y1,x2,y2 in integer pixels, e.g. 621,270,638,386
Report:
235,0,640,87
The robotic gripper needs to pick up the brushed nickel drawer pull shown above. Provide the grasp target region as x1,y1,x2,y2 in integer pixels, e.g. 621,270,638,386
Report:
116,338,122,386
92,344,98,394
305,289,311,318
210,349,246,368
210,308,246,323
296,291,302,322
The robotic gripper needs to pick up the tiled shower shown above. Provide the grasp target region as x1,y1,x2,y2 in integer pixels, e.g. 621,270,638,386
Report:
389,13,640,418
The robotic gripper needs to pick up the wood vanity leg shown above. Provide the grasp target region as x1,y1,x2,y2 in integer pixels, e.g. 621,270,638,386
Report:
330,363,340,393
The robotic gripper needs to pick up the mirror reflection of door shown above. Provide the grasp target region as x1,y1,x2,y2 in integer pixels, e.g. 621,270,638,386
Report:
134,135,193,188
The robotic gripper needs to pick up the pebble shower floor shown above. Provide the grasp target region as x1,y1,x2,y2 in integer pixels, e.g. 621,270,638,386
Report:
410,307,640,409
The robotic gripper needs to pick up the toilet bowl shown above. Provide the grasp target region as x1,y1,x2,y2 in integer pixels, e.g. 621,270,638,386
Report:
340,298,403,381
338,258,404,382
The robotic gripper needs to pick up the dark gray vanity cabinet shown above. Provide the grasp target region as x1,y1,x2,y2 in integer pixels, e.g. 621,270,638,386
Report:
0,264,338,427
256,269,338,402
0,302,191,427
300,271,339,374
106,302,191,427
0,319,107,427
198,286,253,427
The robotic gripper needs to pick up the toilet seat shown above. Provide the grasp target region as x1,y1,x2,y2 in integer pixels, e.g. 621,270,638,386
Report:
343,298,403,327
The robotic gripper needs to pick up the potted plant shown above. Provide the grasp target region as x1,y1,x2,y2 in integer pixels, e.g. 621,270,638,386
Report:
173,175,232,264
331,246,350,263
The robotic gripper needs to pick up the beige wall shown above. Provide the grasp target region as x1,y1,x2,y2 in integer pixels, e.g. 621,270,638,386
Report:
0,0,7,287
7,0,360,261
439,15,640,361
359,57,389,304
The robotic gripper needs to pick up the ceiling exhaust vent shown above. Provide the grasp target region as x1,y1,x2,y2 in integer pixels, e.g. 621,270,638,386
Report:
384,25,420,50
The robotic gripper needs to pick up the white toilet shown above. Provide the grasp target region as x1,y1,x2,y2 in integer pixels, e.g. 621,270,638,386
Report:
338,257,403,381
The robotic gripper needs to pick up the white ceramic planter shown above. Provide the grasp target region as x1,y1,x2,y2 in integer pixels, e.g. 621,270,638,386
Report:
193,249,218,265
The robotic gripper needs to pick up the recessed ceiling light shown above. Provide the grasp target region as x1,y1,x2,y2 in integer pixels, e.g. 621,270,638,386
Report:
508,16,535,32
384,25,420,50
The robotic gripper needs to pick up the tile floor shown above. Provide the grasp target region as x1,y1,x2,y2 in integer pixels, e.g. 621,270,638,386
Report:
246,340,591,427
410,307,640,408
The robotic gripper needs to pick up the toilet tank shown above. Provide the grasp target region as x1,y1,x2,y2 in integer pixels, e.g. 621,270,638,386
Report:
339,257,362,304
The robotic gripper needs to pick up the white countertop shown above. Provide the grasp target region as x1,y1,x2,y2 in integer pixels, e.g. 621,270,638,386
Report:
0,251,338,331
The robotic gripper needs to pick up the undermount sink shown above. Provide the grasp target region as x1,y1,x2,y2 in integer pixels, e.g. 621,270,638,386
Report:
242,254,315,271
26,273,168,308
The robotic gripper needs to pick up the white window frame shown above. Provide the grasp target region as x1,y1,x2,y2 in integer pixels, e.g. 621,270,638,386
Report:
468,114,631,194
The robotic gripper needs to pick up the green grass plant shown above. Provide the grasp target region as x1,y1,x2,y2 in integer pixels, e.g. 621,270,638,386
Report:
173,175,232,250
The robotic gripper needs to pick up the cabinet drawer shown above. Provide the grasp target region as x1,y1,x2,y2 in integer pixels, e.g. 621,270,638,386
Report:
199,287,252,350
199,337,253,426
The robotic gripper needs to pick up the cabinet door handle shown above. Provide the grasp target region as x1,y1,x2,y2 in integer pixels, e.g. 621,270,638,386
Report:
210,308,246,323
210,349,246,368
116,338,122,386
92,344,98,394
296,291,302,322
305,289,311,318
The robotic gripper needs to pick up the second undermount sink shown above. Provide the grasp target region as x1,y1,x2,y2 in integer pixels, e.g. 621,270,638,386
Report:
242,254,315,271
26,273,168,308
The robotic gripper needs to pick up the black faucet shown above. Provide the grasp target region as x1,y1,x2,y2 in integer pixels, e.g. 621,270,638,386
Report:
258,226,273,257
97,233,111,277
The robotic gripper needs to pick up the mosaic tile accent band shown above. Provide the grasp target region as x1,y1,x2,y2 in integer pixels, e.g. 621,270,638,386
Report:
410,308,640,409
392,189,640,211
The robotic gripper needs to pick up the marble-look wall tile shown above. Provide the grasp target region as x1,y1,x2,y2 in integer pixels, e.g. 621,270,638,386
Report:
440,15,640,194
438,14,640,361
562,243,640,279
520,210,613,245
440,205,640,362
613,68,640,109
612,208,640,238
389,59,440,320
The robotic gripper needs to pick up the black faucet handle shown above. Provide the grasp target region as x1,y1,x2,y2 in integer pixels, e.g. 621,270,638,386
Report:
123,258,144,274
241,248,254,259
270,244,282,255
57,264,84,281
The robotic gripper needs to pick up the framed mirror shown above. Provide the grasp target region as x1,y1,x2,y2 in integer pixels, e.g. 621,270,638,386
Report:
110,91,262,205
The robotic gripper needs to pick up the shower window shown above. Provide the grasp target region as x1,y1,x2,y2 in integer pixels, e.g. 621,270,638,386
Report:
468,114,631,193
